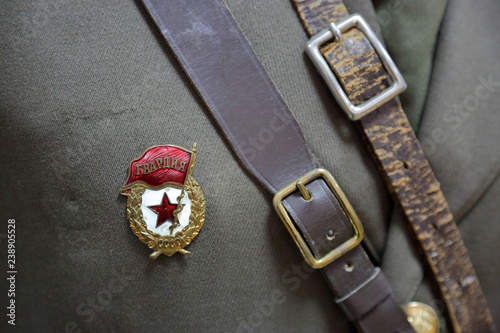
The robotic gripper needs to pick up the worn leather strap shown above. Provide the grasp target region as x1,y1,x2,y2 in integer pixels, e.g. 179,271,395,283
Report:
292,0,496,332
140,0,414,332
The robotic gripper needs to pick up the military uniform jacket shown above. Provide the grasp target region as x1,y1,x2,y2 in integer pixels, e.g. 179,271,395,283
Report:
1,0,499,332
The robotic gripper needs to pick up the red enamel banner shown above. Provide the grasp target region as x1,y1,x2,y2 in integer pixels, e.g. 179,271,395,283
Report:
120,146,192,194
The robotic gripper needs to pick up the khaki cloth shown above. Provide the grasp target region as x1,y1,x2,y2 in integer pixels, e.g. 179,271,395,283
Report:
0,0,499,332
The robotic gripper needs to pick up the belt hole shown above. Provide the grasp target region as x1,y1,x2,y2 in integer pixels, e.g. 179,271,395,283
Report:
326,229,336,240
403,161,410,169
460,275,476,287
344,262,354,272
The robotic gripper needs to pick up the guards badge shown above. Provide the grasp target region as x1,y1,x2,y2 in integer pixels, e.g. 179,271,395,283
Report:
120,144,205,259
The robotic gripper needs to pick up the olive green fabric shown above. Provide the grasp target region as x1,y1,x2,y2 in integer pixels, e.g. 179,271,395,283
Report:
409,1,500,330
0,0,498,332
381,0,500,331
373,0,449,130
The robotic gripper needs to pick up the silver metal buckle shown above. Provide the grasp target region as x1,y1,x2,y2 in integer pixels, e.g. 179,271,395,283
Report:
306,14,407,121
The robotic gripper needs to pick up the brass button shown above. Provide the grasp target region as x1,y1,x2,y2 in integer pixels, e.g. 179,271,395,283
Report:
404,302,439,333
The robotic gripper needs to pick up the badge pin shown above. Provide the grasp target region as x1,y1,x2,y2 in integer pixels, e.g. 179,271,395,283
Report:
120,144,205,259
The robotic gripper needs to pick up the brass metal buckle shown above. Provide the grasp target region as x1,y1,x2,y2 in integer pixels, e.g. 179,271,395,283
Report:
306,14,407,121
273,169,364,269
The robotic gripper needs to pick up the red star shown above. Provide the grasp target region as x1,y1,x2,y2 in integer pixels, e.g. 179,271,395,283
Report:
148,193,178,228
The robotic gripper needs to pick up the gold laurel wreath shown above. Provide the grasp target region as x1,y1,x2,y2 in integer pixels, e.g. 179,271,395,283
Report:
126,175,205,259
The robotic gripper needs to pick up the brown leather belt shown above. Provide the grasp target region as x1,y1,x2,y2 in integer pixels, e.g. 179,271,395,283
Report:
292,0,496,332
139,0,415,332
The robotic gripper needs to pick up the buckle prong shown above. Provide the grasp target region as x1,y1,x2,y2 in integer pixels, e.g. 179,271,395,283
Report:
328,22,344,43
296,180,312,201
273,169,364,269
